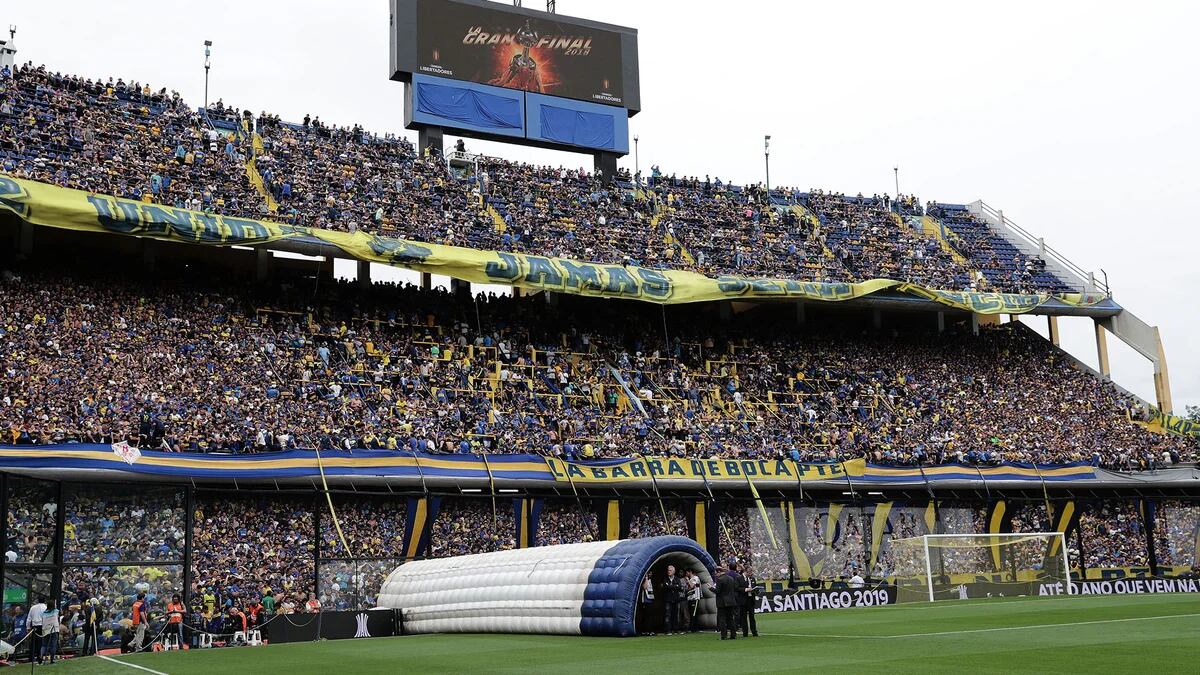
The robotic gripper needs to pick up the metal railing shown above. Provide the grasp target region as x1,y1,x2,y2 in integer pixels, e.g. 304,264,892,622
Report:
971,201,1110,297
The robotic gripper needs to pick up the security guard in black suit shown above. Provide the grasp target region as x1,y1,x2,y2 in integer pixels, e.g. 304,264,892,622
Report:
715,561,745,640
661,565,687,634
739,565,760,637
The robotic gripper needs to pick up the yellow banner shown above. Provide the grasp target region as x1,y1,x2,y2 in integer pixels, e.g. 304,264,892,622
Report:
0,176,1107,312
545,456,866,484
1153,410,1200,438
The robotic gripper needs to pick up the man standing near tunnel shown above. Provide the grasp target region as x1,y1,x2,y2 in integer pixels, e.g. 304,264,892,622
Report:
715,561,744,640
661,565,686,634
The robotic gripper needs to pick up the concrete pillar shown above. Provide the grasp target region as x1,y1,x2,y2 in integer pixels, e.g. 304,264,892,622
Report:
795,302,806,325
1094,320,1111,380
450,278,470,299
593,151,618,184
1153,326,1173,413
1047,316,1060,346
18,221,33,258
420,272,432,291
719,302,732,321
255,249,271,282
970,313,980,336
141,240,157,272
871,308,882,330
418,126,443,158
546,291,559,307
936,311,945,333
357,260,371,289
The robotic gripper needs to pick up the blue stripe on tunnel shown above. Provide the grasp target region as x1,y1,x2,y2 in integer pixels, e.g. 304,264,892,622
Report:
581,536,717,637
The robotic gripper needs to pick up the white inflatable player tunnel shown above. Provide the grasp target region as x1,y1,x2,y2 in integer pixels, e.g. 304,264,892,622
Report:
378,535,718,637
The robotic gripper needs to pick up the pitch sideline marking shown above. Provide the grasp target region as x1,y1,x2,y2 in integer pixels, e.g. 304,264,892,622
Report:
96,653,170,675
763,588,1195,614
763,611,1200,639
787,592,1191,614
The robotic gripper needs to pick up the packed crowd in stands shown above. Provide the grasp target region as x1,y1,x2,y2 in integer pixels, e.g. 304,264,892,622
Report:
0,64,264,218
1153,500,1200,569
318,497,407,559
718,507,791,581
189,495,315,611
428,498,516,557
4,483,56,564
1,61,1083,295
319,559,396,611
535,500,597,546
627,503,688,538
807,507,871,580
1079,501,1148,569
0,263,1190,469
65,488,184,562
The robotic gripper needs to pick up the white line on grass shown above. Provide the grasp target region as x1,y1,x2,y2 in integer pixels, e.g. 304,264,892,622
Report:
764,611,1200,639
96,653,169,675
810,592,1189,614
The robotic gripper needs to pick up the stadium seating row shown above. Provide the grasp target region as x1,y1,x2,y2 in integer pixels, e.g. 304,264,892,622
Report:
1,62,1073,294
1,266,1186,467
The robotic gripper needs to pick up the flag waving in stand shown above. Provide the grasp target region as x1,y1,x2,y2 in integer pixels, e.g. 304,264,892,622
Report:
111,440,142,465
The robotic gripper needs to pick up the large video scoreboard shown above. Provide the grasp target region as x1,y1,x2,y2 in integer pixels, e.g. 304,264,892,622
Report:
390,0,639,155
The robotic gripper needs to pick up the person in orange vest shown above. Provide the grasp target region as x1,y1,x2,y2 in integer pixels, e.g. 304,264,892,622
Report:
228,606,247,642
130,593,149,652
244,598,263,630
165,594,186,649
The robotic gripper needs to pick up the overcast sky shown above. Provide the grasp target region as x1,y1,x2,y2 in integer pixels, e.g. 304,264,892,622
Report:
5,0,1197,410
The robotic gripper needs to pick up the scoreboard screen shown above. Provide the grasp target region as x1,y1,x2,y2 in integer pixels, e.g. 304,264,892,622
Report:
392,0,640,111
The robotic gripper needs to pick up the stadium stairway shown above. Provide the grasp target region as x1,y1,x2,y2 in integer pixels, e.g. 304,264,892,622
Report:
790,204,836,260
606,364,647,416
920,214,975,269
658,205,696,266
486,202,507,234
246,132,279,214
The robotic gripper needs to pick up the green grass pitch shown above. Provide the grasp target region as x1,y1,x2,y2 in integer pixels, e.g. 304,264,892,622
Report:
53,594,1199,674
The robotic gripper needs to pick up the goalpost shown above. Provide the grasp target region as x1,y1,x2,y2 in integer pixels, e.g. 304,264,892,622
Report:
890,533,1072,602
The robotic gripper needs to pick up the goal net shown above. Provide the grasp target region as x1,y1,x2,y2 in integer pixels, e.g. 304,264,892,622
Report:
890,533,1071,602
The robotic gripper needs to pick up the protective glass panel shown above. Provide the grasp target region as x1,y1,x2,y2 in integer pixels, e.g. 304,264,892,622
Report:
430,498,516,557
536,500,597,546
6,477,58,565
1,567,52,660
1154,500,1200,570
62,564,184,652
191,494,315,607
795,504,869,581
935,501,990,573
627,501,688,539
318,559,402,610
870,504,934,578
717,507,748,568
65,485,185,563
319,497,407,559
1079,500,1148,570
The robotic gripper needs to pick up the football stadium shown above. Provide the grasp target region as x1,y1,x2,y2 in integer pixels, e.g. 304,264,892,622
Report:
0,0,1197,672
